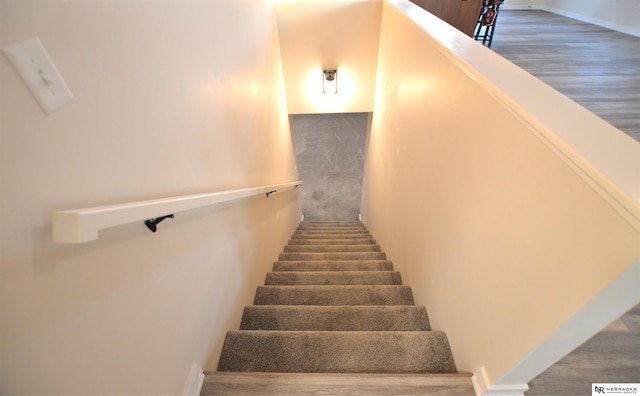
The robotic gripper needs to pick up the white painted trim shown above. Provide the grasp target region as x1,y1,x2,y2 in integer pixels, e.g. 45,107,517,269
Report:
473,367,528,396
544,6,640,38
183,364,204,396
53,181,302,243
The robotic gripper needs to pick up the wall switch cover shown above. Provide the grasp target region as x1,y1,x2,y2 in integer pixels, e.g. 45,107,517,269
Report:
3,37,73,114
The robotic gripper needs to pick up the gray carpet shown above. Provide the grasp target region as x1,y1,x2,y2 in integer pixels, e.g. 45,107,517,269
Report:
265,271,402,285
217,222,458,374
273,260,394,272
240,306,431,331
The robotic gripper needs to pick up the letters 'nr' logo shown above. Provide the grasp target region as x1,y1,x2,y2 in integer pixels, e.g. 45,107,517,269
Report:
594,386,605,394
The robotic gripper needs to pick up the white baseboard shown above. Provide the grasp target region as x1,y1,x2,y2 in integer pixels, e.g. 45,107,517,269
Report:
502,6,542,10
183,363,205,396
543,6,640,37
472,367,529,396
502,0,544,10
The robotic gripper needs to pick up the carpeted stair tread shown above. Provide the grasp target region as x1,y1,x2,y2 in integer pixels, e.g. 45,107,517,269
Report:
297,224,368,229
287,238,376,246
279,252,386,261
216,221,459,379
240,306,431,331
273,260,394,272
293,233,373,239
283,245,381,253
299,222,365,225
298,222,367,226
254,285,414,305
291,233,375,240
299,227,365,229
217,331,457,374
288,238,376,245
295,230,371,235
295,227,369,231
265,271,402,285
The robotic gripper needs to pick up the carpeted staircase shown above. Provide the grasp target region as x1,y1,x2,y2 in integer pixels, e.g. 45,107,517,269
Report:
201,222,474,395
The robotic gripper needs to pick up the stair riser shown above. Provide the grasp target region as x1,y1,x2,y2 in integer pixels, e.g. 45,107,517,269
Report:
279,252,387,261
254,286,414,305
240,306,431,331
284,245,381,253
273,261,394,272
265,271,402,285
217,331,457,374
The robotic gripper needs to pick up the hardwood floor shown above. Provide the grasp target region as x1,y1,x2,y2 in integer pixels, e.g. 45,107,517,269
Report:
526,304,640,396
490,10,640,142
201,373,475,395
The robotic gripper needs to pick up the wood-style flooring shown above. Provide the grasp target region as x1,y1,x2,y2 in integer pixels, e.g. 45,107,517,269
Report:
490,10,640,142
526,304,640,396
201,373,475,395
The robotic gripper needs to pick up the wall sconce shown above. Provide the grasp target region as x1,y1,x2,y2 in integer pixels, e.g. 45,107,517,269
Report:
323,69,337,94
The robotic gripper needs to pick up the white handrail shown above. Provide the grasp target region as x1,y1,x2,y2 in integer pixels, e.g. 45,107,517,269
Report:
53,181,303,243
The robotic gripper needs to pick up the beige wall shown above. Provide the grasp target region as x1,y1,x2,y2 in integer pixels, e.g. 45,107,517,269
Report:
544,0,640,37
503,0,544,9
275,1,382,114
0,1,300,394
504,0,640,36
362,0,640,389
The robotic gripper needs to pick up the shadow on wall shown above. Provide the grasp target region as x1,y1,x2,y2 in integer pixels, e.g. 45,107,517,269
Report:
292,113,370,222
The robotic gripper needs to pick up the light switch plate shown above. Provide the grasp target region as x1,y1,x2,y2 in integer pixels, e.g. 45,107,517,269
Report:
3,37,73,114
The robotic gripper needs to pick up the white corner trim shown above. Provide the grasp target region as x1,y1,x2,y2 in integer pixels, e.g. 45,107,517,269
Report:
473,367,529,396
183,363,205,396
